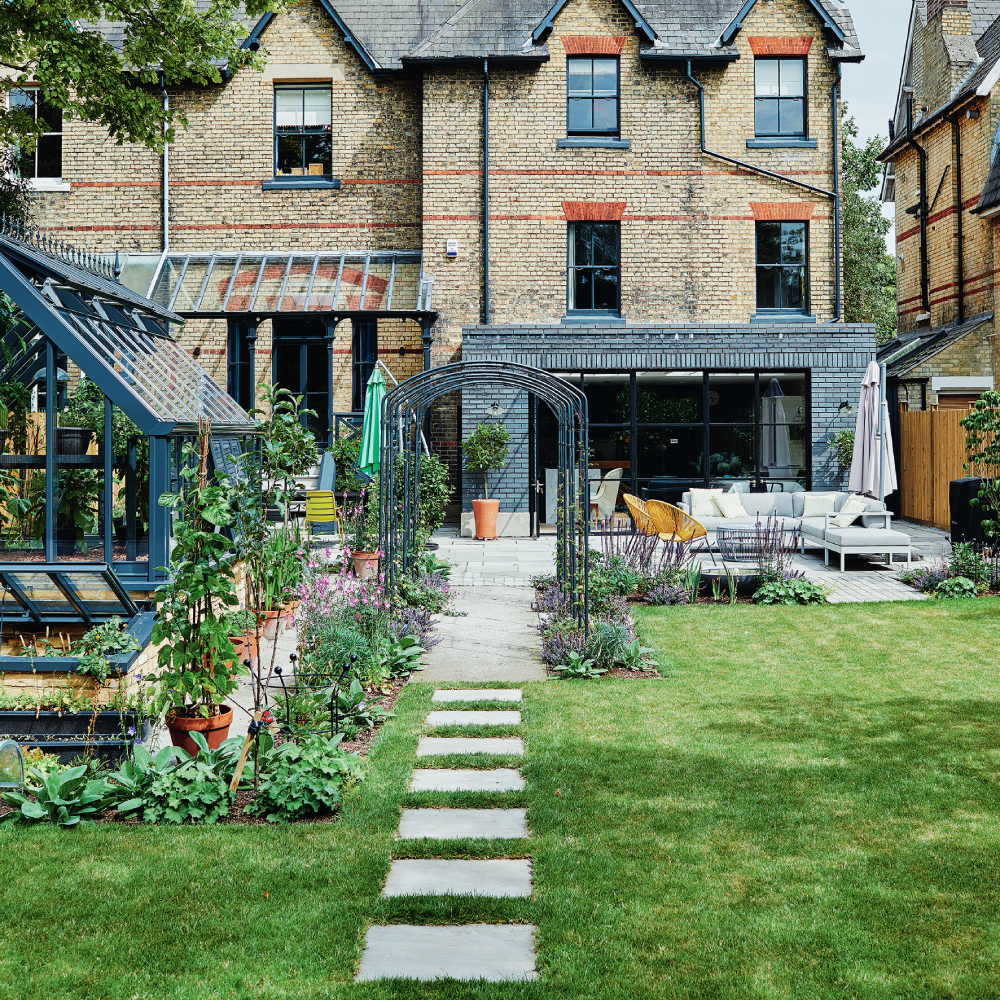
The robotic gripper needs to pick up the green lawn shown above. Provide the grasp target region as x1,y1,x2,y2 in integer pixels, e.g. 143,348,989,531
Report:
1,600,998,999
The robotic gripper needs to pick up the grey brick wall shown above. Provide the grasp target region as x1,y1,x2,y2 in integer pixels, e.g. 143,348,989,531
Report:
460,322,877,509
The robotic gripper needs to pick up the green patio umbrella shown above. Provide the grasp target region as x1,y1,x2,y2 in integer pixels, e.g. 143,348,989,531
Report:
357,367,386,479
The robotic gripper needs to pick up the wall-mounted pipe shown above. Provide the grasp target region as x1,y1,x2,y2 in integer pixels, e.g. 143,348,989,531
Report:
685,61,839,320
904,96,930,315
831,64,841,321
159,73,169,251
483,59,490,325
947,111,965,325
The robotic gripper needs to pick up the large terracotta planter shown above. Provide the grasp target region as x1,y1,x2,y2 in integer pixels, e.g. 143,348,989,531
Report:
352,551,379,580
229,631,259,667
472,499,500,540
166,705,233,757
256,608,284,641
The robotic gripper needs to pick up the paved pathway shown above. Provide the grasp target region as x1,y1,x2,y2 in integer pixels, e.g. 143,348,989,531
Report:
419,585,546,683
357,689,537,983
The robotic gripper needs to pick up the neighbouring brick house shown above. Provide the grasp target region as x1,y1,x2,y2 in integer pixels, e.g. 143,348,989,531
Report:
879,0,1000,413
23,0,874,528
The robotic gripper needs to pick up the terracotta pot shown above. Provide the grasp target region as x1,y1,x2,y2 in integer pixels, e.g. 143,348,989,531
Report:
229,631,259,667
352,551,379,580
166,705,233,757
472,499,500,540
256,608,284,641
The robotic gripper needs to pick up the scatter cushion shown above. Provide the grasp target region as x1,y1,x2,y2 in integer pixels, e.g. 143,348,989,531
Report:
801,493,838,518
830,494,870,528
689,489,723,519
713,493,749,519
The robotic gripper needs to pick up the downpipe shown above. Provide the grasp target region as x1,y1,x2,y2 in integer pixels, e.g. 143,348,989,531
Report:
904,97,930,315
483,59,490,325
159,72,169,251
685,61,839,316
831,65,841,321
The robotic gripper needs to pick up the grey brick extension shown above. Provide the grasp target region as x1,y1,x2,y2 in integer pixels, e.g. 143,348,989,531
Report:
460,322,877,510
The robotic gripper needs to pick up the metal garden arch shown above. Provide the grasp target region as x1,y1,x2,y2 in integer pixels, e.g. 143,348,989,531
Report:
379,362,589,626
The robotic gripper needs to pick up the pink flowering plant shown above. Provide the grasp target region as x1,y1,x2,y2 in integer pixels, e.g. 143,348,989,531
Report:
341,485,380,555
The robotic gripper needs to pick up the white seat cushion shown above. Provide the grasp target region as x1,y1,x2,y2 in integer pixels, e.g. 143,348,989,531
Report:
713,493,749,518
825,526,911,547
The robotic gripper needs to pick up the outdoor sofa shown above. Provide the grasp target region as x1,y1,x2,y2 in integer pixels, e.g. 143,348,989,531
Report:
678,490,912,571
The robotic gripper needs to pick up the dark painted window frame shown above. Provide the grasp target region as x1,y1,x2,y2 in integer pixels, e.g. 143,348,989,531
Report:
566,55,621,139
566,221,621,318
755,219,810,316
753,57,808,140
272,83,335,183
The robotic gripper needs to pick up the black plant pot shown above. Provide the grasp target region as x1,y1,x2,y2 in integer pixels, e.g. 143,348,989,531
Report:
56,427,95,455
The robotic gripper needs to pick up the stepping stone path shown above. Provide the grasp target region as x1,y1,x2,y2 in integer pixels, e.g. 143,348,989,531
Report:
357,688,537,983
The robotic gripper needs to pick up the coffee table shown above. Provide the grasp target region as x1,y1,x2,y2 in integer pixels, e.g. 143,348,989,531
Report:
715,527,759,563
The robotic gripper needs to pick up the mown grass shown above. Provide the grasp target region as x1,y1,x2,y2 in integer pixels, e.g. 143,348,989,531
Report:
2,599,999,998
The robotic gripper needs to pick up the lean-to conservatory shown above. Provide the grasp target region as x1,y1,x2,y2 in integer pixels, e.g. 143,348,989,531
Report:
0,221,256,656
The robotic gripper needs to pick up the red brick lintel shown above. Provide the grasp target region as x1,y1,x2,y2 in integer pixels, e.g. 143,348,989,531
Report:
750,202,815,221
562,201,627,221
748,37,814,57
562,36,626,56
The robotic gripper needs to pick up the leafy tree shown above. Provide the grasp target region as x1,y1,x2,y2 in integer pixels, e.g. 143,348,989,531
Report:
841,110,897,344
0,0,277,160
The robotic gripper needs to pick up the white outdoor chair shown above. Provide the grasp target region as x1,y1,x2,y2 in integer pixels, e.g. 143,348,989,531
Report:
592,468,624,521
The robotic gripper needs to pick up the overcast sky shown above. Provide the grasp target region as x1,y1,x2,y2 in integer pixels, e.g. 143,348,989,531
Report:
840,1,913,246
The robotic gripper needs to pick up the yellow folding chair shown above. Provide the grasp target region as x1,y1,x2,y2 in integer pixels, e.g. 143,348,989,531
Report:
304,490,340,537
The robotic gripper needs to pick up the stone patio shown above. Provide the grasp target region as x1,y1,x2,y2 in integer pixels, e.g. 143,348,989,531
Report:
430,520,951,604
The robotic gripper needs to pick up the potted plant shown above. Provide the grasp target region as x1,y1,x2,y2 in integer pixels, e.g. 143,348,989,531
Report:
343,485,380,579
462,421,510,540
148,425,247,756
223,608,261,667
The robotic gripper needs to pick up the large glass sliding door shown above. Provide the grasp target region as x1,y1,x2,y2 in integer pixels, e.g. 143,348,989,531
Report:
535,369,810,518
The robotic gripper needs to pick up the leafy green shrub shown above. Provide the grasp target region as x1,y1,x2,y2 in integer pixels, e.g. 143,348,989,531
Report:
331,431,366,493
141,761,233,825
934,576,979,599
73,616,141,683
222,608,260,635
381,636,425,679
3,765,115,827
248,736,365,823
418,453,451,534
553,652,607,679
829,429,855,469
398,573,452,614
298,623,376,684
620,639,658,671
948,543,990,588
753,577,826,605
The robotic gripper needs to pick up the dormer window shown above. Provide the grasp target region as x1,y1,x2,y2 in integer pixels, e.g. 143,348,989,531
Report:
754,59,805,138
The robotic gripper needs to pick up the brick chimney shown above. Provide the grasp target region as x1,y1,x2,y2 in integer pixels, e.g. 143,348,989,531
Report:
922,0,975,111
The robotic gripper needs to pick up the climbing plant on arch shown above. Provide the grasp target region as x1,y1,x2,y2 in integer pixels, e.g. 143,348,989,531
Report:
379,361,589,626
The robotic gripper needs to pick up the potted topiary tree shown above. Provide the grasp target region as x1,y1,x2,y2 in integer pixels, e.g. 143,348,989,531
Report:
462,421,510,540
147,423,248,756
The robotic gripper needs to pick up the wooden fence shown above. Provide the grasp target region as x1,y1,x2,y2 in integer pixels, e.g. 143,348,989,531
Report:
898,407,972,529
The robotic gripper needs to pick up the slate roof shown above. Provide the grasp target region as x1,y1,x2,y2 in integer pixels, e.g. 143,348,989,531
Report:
85,0,862,71
913,0,1000,39
406,0,861,63
880,312,994,378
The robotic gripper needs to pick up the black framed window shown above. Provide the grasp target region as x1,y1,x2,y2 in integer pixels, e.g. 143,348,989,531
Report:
756,221,807,312
10,87,61,179
274,86,332,178
567,222,620,315
352,320,378,411
226,320,253,410
567,57,619,136
273,324,330,441
754,59,805,137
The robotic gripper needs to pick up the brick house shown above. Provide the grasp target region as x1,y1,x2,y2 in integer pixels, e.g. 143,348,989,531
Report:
879,0,1000,413
22,0,873,526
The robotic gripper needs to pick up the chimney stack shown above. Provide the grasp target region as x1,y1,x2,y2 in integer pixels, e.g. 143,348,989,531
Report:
928,0,968,19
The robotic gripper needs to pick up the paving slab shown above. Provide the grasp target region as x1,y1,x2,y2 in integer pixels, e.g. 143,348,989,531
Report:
356,924,538,981
432,689,523,703
397,808,530,840
418,585,546,682
416,737,525,756
382,859,533,898
409,768,525,793
426,710,521,727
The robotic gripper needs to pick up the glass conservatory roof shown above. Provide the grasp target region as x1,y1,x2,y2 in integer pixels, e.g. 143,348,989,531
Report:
0,223,256,436
143,251,431,317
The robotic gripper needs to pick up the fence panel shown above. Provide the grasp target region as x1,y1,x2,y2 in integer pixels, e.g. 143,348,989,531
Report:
898,407,972,529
